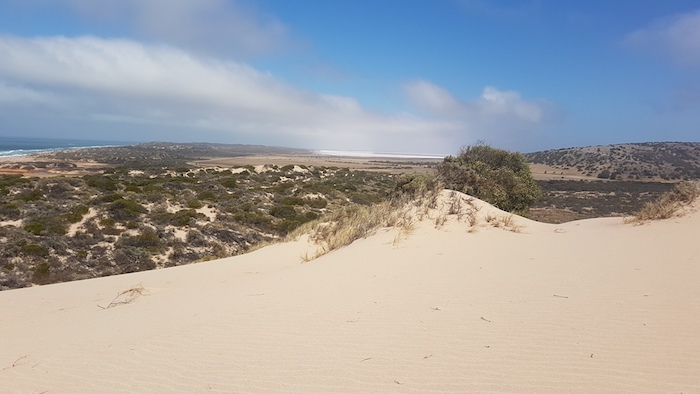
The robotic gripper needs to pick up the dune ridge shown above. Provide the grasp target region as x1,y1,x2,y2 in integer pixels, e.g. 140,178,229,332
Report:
1,190,698,393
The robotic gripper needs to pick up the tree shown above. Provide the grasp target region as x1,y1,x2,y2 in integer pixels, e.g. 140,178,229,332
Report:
437,143,541,212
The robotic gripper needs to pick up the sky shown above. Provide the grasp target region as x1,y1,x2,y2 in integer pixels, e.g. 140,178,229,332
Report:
0,1,699,155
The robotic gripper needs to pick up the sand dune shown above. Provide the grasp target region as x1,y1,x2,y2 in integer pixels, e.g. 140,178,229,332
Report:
1,191,698,393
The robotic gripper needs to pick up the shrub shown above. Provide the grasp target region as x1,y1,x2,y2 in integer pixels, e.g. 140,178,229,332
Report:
113,247,156,273
305,198,328,209
21,243,49,257
437,143,541,212
197,190,217,201
270,205,297,219
167,209,203,227
108,198,146,221
0,174,29,188
394,173,439,199
84,175,118,191
64,205,89,223
220,177,237,188
18,188,44,202
24,216,67,235
597,169,611,179
0,203,21,220
33,262,52,283
186,199,204,209
119,228,162,251
281,196,305,206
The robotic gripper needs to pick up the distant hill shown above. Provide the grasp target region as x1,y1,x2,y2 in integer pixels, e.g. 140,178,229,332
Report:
525,142,700,181
40,142,312,168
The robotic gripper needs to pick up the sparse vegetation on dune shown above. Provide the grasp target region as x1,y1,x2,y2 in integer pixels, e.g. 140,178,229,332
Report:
288,176,524,262
627,181,700,223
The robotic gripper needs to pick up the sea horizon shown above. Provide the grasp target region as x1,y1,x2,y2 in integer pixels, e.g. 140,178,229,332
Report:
0,136,133,158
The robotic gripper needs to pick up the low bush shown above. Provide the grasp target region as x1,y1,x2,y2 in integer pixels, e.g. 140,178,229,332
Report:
108,198,146,221
437,143,541,213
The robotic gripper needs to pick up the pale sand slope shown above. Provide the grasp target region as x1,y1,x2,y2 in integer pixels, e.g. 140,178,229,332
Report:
1,191,698,393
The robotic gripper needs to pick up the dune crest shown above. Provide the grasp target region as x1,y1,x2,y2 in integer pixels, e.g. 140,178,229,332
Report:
1,192,699,392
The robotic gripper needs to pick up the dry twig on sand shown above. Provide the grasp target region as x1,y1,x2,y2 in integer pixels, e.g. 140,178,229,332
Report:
98,284,146,309
3,355,30,370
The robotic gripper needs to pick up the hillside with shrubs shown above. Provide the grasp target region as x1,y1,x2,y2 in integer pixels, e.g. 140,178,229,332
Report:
0,159,396,290
525,142,700,181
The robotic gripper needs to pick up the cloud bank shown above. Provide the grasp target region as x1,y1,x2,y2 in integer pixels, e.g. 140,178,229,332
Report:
0,34,552,154
404,80,552,146
624,9,700,67
66,0,292,59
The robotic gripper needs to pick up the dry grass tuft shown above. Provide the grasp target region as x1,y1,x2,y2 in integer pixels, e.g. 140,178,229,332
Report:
627,181,700,223
288,200,413,260
289,176,442,261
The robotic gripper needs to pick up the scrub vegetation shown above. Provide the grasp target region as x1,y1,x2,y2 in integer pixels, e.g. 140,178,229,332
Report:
0,163,396,289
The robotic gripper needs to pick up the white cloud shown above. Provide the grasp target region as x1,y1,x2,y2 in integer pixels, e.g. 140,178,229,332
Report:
405,80,547,122
404,80,462,114
0,35,462,153
624,9,700,66
403,80,552,148
66,0,292,59
479,86,543,122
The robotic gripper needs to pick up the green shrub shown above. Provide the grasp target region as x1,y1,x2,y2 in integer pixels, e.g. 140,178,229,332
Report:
33,262,51,283
167,209,203,227
437,143,541,212
197,190,217,201
24,216,67,235
220,177,237,188
64,205,89,223
0,203,21,220
100,218,116,227
84,175,118,191
24,221,45,235
186,199,204,209
281,196,305,206
270,205,297,219
394,173,439,198
95,193,124,203
21,243,49,257
0,174,29,188
108,198,146,221
18,188,44,202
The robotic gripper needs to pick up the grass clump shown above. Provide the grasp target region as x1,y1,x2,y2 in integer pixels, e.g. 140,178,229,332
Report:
290,173,440,259
628,181,700,222
288,200,412,260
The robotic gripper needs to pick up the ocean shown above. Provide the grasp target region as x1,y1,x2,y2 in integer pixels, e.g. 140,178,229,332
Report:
0,136,131,157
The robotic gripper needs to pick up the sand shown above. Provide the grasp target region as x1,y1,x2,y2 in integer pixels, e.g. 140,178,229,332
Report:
1,191,698,393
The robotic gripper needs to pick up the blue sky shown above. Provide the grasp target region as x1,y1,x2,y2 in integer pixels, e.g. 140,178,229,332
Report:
0,0,699,154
